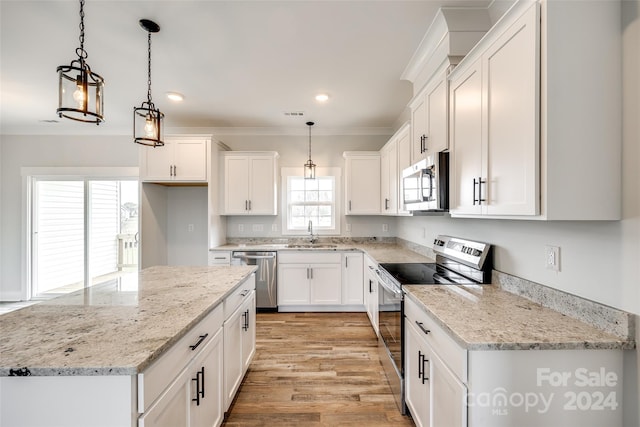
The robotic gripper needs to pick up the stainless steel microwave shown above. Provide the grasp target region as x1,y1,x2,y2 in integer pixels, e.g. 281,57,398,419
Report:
402,152,449,212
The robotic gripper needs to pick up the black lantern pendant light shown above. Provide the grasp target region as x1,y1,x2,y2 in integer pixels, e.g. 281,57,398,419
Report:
304,121,316,179
56,0,105,124
134,19,164,147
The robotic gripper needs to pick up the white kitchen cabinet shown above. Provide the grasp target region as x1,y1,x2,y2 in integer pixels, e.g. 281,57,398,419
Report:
380,142,397,215
363,255,379,336
140,136,209,183
404,316,431,427
450,3,539,217
278,252,342,309
404,296,467,427
221,152,279,215
449,57,483,216
223,277,256,411
208,251,231,265
240,291,256,373
410,66,449,164
380,123,411,216
342,252,363,305
343,152,381,215
450,0,621,220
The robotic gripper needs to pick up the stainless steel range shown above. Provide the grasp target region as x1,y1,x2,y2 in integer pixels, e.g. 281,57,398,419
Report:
375,235,492,414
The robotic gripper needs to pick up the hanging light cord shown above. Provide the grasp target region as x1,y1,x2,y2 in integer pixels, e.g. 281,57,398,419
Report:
76,0,88,62
308,125,312,161
146,32,153,104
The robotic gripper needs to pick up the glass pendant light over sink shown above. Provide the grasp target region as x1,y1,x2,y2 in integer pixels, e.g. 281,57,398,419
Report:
56,0,104,124
304,121,316,179
134,19,164,147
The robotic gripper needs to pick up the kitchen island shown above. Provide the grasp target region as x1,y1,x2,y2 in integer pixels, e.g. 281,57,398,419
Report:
0,265,257,427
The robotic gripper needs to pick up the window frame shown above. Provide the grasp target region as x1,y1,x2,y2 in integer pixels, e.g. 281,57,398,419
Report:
280,167,341,236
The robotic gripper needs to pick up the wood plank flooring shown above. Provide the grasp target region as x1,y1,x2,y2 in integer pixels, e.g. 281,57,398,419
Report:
223,312,415,426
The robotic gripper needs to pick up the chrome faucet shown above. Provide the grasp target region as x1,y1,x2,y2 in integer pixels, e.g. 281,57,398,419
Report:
308,220,318,244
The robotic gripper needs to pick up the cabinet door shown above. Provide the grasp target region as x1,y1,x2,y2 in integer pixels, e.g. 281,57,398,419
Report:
396,126,412,215
141,142,174,182
345,155,381,215
240,292,256,372
224,156,250,215
190,329,224,427
310,263,342,305
411,96,428,164
277,264,310,305
425,75,448,154
483,3,539,216
139,369,190,427
431,351,466,427
342,253,363,305
450,58,483,215
248,156,276,215
404,319,431,427
223,306,243,410
174,139,208,182
381,143,398,214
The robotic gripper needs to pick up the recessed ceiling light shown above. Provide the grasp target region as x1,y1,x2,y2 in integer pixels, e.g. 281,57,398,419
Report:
315,93,329,102
166,92,184,102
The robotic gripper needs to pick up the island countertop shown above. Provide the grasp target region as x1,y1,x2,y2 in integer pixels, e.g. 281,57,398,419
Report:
0,265,256,377
404,284,635,351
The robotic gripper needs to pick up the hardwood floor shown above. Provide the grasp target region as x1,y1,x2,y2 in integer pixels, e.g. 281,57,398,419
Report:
223,312,415,426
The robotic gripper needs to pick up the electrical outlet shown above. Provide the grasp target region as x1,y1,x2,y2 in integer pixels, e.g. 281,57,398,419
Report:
382,223,389,232
422,227,426,239
187,224,194,232
252,224,263,232
238,224,244,233
271,224,278,232
346,223,352,232
545,245,560,272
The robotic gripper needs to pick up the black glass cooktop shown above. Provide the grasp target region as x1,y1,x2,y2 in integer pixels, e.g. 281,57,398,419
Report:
379,262,475,285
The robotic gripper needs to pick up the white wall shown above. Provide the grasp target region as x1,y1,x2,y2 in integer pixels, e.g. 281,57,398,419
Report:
0,135,138,300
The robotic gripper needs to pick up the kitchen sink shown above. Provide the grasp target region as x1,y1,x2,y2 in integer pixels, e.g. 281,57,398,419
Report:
286,243,338,249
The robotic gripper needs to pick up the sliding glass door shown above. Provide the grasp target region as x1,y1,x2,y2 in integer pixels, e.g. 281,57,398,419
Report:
31,179,138,298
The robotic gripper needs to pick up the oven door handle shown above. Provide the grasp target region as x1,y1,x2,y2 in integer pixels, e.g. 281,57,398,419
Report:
377,277,403,298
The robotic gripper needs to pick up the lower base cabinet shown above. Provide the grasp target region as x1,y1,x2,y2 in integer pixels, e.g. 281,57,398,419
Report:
223,284,256,411
404,295,624,427
140,329,224,427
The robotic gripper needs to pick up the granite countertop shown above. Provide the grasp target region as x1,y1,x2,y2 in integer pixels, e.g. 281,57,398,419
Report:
404,284,634,351
0,265,256,376
212,241,434,264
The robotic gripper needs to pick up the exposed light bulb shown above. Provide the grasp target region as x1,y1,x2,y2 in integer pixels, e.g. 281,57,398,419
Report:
73,84,85,107
144,116,156,138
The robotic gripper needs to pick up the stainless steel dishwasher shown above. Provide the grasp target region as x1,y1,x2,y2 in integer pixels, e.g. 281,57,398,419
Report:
231,251,277,311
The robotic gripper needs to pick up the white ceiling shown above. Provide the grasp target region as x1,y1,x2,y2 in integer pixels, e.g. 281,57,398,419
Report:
0,0,491,136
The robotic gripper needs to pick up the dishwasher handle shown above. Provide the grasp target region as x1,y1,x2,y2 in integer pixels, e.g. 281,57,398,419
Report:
232,254,276,260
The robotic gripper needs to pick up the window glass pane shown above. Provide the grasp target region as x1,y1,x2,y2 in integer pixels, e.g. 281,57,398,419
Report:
291,205,305,216
306,191,319,202
290,177,305,191
305,179,319,191
319,205,332,216
318,178,333,191
319,190,332,202
305,206,319,217
318,216,332,227
291,190,305,202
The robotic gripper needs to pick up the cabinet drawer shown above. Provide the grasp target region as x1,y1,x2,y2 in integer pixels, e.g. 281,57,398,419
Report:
224,275,256,319
208,251,231,265
138,304,224,412
278,252,341,264
404,295,467,383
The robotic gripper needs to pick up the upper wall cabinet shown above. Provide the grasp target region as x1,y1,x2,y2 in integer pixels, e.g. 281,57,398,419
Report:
380,123,411,216
343,152,380,215
409,64,450,163
449,0,622,220
450,2,539,217
221,152,279,216
402,7,491,165
140,136,210,183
